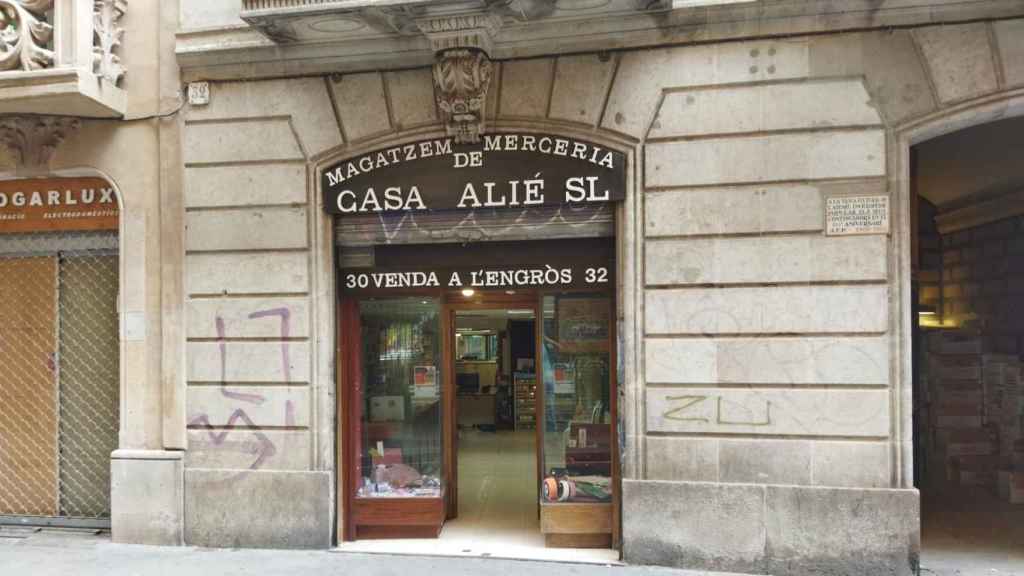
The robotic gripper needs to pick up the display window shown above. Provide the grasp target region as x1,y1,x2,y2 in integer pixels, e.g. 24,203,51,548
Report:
540,294,613,505
355,299,443,499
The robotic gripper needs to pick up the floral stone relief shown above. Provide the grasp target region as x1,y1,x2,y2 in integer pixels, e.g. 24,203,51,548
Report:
0,0,125,86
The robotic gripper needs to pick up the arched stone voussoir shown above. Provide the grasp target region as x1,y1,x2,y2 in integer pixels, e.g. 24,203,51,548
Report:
807,30,937,128
913,23,1001,106
186,77,343,159
602,39,812,140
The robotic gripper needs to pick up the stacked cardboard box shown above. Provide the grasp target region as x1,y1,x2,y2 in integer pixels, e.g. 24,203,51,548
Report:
928,331,986,470
982,355,1016,425
998,468,1024,504
926,330,1023,498
998,360,1024,503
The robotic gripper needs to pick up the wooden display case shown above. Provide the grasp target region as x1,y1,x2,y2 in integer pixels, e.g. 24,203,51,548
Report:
353,493,446,539
540,503,613,548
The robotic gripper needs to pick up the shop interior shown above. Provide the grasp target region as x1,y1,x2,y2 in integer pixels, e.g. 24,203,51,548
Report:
912,115,1024,576
445,308,540,550
341,294,616,561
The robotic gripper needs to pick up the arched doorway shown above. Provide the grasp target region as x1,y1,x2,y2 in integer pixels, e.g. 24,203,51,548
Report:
906,110,1024,574
0,176,120,528
326,130,627,562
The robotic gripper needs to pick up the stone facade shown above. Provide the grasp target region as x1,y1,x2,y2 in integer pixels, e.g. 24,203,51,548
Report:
173,9,1023,575
3,1,1024,575
168,15,1024,571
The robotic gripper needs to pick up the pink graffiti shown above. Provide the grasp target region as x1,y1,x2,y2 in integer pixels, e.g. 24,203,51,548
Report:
194,307,298,472
189,409,276,470
285,400,296,427
216,315,265,404
247,307,292,383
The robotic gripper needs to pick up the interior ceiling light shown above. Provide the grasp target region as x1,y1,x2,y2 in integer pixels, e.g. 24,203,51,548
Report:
461,288,475,297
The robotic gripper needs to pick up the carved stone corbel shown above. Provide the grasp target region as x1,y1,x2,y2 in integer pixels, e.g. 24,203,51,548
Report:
432,48,493,144
416,11,502,54
0,115,81,170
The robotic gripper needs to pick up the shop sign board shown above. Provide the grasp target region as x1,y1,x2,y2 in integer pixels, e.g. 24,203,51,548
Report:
825,195,890,236
321,133,626,215
0,177,118,234
340,261,613,295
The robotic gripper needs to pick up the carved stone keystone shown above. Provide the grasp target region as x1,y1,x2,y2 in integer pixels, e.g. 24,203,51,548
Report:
432,48,493,144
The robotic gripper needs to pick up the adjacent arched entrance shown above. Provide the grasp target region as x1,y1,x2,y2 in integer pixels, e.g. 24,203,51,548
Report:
0,176,121,528
902,97,1024,574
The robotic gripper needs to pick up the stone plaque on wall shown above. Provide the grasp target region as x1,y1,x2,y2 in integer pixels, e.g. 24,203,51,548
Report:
825,195,890,236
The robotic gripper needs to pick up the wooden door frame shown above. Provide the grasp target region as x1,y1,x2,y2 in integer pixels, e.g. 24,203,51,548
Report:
337,298,360,542
609,293,621,549
336,288,619,546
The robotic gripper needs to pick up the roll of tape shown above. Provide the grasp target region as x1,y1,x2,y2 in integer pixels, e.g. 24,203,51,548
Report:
543,477,558,502
558,479,572,502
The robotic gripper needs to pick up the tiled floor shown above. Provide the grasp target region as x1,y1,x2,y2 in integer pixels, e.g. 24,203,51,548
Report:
336,430,619,564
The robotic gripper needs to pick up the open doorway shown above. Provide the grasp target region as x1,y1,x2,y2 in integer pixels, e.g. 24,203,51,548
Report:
911,116,1024,575
443,308,540,548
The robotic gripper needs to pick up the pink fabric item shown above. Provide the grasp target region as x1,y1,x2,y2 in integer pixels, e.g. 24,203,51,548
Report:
383,463,422,488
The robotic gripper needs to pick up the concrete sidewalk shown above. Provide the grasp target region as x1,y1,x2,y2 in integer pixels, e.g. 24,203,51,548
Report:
0,528,751,576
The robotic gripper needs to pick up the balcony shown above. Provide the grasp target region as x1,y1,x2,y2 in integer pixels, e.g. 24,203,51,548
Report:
179,0,684,79
236,0,678,49
0,0,127,118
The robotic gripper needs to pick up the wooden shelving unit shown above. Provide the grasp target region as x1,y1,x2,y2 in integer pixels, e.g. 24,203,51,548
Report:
514,372,536,430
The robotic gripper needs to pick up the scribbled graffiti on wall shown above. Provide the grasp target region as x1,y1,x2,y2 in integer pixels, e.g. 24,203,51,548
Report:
187,305,301,473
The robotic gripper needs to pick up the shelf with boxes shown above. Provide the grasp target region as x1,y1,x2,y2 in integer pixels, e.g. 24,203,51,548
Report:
514,372,537,430
924,329,1024,503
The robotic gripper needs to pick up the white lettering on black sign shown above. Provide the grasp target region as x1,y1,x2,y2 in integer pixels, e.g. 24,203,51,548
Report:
341,265,611,293
321,133,626,216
